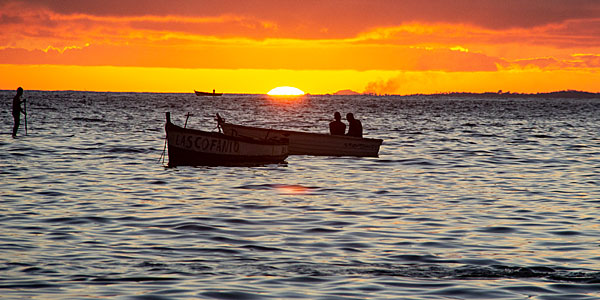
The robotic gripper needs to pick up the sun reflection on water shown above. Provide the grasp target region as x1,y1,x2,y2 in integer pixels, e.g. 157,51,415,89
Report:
273,184,312,195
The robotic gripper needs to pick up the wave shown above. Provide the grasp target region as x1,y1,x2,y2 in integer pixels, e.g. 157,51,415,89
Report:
72,117,106,123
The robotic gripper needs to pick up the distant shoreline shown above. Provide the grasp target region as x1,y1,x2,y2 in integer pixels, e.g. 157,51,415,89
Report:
403,90,600,99
332,90,600,98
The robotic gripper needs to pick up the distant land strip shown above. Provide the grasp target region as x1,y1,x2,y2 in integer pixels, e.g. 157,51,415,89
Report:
333,90,600,98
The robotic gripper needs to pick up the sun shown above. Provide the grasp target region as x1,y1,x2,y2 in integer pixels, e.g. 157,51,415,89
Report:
267,86,305,96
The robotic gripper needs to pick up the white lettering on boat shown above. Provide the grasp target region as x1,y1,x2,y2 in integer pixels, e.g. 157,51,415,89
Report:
344,142,376,150
172,133,240,154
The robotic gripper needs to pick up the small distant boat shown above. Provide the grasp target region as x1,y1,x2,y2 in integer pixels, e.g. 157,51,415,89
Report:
165,112,288,167
195,90,223,96
217,116,383,157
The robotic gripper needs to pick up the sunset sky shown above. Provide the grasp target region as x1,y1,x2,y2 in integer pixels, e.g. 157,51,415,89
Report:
1,0,599,94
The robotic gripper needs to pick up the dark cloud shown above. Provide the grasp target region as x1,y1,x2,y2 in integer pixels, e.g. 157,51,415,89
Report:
15,0,600,31
0,13,23,25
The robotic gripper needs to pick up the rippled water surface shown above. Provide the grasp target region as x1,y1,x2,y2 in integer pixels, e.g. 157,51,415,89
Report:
1,91,600,299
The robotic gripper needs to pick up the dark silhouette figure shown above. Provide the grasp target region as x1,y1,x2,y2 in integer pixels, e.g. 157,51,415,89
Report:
12,87,26,138
329,112,346,135
346,113,363,138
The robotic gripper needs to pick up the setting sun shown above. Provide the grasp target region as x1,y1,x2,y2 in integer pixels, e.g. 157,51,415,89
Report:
267,86,305,96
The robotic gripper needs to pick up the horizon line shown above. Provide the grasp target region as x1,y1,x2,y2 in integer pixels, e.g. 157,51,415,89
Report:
2,89,599,97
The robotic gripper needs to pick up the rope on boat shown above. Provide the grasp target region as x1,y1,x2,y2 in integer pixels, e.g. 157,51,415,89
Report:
184,112,192,128
158,135,167,165
215,113,224,133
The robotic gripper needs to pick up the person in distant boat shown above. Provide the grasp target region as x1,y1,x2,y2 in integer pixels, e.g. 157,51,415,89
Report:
329,112,346,135
346,113,363,138
12,87,26,138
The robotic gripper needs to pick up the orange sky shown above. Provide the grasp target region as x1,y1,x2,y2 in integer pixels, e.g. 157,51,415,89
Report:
1,0,599,94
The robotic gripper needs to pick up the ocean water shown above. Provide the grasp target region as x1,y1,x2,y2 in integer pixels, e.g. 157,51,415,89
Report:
1,91,599,299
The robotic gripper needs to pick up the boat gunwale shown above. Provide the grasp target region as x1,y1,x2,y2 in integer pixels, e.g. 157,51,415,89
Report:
220,121,383,144
167,121,288,146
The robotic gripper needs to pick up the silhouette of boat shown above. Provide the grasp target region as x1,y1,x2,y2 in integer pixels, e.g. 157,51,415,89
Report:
165,113,288,167
194,90,223,96
217,115,383,157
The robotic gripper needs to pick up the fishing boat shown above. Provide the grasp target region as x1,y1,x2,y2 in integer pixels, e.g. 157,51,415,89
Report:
217,115,383,157
194,90,223,96
165,113,288,167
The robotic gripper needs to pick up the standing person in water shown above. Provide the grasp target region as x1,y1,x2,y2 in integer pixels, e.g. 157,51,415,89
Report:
329,112,346,135
346,113,363,138
12,87,26,138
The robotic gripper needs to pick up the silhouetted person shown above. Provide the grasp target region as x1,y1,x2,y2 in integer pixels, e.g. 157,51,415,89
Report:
346,113,362,138
12,87,26,138
329,112,346,135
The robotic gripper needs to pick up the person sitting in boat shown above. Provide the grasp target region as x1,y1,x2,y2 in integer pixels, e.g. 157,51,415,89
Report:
346,113,363,138
329,112,346,135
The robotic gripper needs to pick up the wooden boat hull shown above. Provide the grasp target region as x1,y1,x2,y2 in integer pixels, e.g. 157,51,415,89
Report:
165,113,288,167
219,120,383,157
